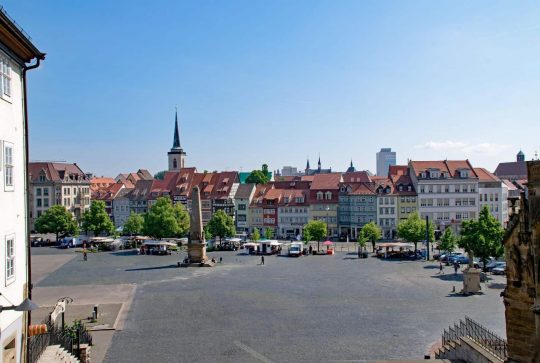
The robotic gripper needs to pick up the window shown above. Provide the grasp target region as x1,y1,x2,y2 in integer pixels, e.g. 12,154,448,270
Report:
36,188,42,196
6,235,15,282
4,143,13,189
36,198,42,207
1,54,12,98
44,188,49,196
44,198,49,207
238,204,246,211
317,191,323,200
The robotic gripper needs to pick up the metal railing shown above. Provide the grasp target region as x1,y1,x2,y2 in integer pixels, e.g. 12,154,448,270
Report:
28,318,93,363
441,316,507,360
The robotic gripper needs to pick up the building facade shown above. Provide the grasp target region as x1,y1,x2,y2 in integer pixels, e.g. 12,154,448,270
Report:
234,183,255,234
28,162,91,231
376,148,396,176
309,173,341,238
112,188,132,228
0,8,44,362
338,183,377,240
375,181,397,239
475,168,509,226
409,160,479,234
277,189,309,239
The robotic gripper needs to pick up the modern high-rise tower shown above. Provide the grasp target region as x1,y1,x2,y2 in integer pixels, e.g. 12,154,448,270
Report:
376,148,396,176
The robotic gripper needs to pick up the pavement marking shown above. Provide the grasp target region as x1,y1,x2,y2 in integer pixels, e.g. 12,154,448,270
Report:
234,340,274,363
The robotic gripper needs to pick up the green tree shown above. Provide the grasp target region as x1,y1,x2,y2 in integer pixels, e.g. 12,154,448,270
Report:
397,212,435,253
361,222,382,252
154,170,167,180
207,210,235,243
245,170,269,184
123,212,144,236
357,230,368,258
173,203,190,236
304,220,327,251
264,228,273,239
438,228,456,254
81,201,115,236
204,227,213,241
252,229,260,242
34,205,79,242
458,206,505,270
143,197,180,239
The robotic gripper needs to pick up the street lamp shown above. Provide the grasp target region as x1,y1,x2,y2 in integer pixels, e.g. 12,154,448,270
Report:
0,296,38,313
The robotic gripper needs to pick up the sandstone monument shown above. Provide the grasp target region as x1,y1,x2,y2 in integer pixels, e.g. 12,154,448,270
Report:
181,186,213,267
503,160,540,362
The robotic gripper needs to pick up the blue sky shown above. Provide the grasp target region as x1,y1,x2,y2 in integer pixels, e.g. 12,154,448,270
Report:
3,0,540,176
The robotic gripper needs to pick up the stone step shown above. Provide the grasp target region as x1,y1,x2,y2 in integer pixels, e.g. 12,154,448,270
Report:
37,344,80,363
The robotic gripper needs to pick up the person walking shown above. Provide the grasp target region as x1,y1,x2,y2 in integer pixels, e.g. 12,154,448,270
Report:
439,261,444,274
454,262,459,275
261,255,265,265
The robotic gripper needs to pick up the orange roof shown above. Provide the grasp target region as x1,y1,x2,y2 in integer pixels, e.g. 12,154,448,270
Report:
474,168,500,182
388,165,408,177
343,171,371,183
410,160,477,178
311,173,342,190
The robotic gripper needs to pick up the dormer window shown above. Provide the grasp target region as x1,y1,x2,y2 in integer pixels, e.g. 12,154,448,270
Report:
295,197,304,203
420,172,426,178
407,185,412,191
284,197,289,203
399,185,403,191
460,170,469,178
325,191,332,200
317,191,323,200
340,186,346,193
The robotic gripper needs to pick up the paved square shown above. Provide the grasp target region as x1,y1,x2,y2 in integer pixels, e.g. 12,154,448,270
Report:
33,247,506,362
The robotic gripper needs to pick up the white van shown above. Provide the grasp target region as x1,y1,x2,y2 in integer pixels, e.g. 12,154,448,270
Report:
288,242,303,257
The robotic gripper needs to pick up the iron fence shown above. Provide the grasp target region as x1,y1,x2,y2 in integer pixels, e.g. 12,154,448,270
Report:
27,318,93,363
441,316,507,360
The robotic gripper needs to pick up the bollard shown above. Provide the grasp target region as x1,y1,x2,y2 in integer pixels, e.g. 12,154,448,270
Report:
452,286,456,293
93,304,99,320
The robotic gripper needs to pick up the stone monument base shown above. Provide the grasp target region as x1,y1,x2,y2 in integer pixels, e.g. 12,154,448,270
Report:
178,241,214,267
461,267,482,294
178,261,215,268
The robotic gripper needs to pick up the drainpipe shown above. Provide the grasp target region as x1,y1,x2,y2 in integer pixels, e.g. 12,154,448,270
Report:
23,56,42,363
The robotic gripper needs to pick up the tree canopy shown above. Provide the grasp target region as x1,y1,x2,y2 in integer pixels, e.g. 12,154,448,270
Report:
154,170,167,180
123,212,144,236
458,205,505,269
264,228,273,239
361,222,382,252
82,200,115,236
173,203,190,236
303,220,327,242
34,205,79,241
252,229,260,242
246,164,270,184
206,210,235,241
144,197,182,239
397,212,435,252
438,228,457,253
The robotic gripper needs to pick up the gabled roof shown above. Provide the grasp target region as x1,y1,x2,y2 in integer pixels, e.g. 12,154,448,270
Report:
494,162,527,178
29,162,89,183
310,173,342,190
474,168,500,182
388,165,408,177
128,179,154,200
0,7,45,63
340,182,377,196
343,171,371,183
235,183,256,199
277,189,309,206
409,160,477,179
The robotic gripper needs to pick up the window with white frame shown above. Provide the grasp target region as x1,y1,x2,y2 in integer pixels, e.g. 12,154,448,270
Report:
6,235,15,283
1,54,12,98
4,142,13,190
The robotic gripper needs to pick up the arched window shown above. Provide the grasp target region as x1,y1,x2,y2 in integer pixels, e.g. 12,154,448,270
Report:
173,158,177,169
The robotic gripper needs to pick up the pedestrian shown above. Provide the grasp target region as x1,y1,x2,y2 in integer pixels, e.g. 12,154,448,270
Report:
83,249,88,261
439,261,444,274
454,262,459,275
219,256,223,263
261,255,265,265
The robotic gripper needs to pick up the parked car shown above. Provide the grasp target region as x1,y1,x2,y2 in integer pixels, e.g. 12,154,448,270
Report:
59,236,89,249
485,260,505,272
440,252,459,263
492,262,507,275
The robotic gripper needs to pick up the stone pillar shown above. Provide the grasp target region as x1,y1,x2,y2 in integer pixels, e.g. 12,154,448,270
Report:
187,186,207,263
461,267,481,294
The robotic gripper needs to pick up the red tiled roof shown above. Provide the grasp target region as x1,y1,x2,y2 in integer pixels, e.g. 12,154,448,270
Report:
339,182,377,195
409,160,477,178
343,171,371,183
388,165,408,177
29,162,89,183
474,168,500,182
310,173,342,190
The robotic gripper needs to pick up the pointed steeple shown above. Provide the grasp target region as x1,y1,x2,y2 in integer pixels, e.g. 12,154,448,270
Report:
318,155,321,170
172,108,181,149
350,159,354,168
306,158,310,170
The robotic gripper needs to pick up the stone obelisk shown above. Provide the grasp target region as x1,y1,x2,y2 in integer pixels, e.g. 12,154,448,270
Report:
187,186,208,264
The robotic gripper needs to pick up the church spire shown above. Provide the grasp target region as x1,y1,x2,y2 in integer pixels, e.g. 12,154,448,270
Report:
172,108,181,149
318,155,321,170
306,158,310,170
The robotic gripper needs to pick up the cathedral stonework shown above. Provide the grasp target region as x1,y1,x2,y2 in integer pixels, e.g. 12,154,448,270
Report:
503,160,540,363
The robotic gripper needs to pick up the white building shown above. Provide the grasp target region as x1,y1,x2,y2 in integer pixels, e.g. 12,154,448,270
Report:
376,148,396,176
0,8,44,362
475,168,509,227
375,181,398,239
409,160,479,235
277,189,310,239
112,188,133,228
234,183,256,233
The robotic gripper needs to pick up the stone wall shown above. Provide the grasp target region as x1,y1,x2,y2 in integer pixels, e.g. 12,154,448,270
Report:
502,161,540,363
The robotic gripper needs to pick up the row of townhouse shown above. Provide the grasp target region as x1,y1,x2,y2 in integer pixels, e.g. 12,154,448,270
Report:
86,160,510,241
239,160,510,240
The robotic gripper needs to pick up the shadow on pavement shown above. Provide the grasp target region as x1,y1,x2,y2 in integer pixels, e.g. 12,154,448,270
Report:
423,265,439,269
487,282,506,289
431,273,463,282
125,264,179,271
110,250,138,256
